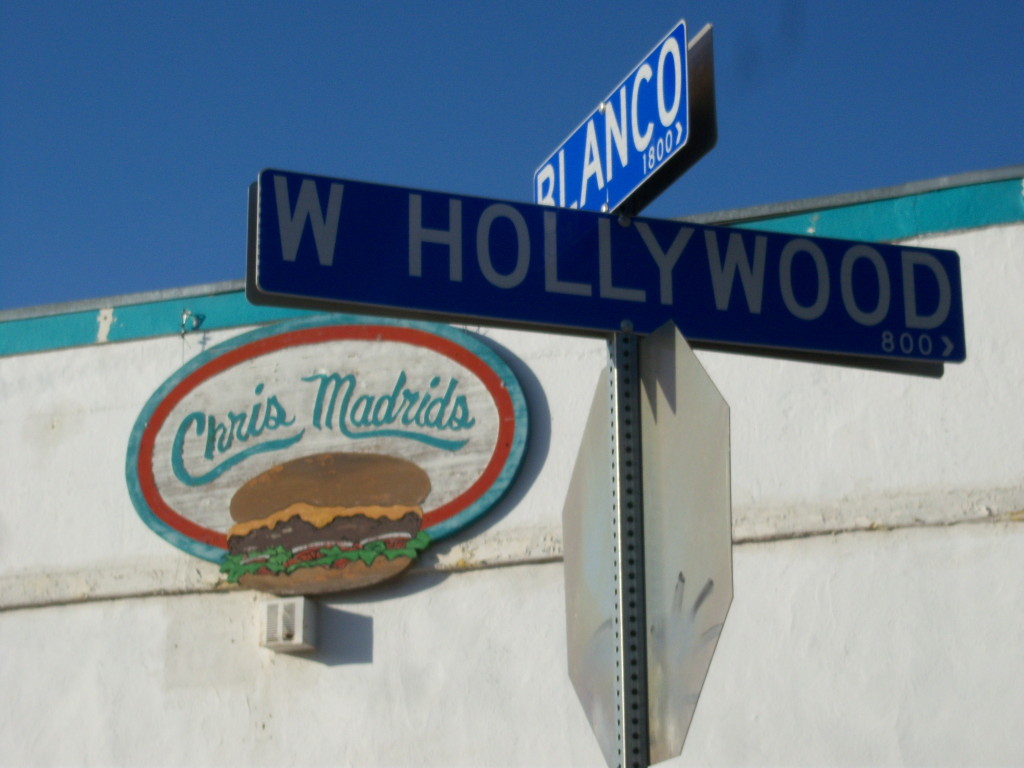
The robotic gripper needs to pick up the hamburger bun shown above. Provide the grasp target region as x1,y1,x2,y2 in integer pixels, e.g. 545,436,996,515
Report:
230,452,431,522
221,452,431,595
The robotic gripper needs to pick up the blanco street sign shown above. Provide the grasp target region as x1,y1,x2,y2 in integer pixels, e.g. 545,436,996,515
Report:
534,20,689,215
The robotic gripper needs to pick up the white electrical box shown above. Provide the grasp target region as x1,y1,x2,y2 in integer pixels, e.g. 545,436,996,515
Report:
260,596,316,652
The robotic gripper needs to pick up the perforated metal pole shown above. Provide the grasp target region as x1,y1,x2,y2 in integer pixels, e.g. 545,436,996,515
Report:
609,332,650,768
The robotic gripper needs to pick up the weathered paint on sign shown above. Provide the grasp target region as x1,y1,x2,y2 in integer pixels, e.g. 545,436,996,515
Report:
126,315,528,594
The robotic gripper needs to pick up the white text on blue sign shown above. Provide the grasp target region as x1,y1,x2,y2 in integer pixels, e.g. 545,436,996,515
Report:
254,171,965,363
534,20,689,214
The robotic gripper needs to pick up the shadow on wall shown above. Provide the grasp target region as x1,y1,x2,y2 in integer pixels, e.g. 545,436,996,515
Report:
301,570,452,667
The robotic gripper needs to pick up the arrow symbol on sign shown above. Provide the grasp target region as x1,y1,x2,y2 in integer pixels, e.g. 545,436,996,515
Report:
675,121,683,144
942,336,954,357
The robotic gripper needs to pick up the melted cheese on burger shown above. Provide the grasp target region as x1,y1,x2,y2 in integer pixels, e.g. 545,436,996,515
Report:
228,502,421,538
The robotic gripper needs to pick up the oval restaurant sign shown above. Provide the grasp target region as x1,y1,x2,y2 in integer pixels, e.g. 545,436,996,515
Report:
126,315,528,594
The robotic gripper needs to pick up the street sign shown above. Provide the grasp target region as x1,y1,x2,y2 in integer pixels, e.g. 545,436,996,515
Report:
562,323,732,767
534,20,688,215
249,169,966,365
533,21,716,218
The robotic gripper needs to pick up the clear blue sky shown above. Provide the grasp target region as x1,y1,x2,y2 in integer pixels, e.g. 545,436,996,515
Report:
2,0,1021,311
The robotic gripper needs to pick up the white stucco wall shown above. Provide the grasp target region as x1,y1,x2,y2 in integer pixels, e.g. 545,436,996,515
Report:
3,526,1021,767
1,216,1021,767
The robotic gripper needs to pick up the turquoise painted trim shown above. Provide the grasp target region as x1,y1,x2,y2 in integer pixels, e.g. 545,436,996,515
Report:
1,310,109,357
3,175,1021,358
102,292,308,343
731,178,1023,241
1,291,312,357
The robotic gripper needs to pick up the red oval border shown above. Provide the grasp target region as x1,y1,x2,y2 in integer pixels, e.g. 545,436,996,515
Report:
135,324,515,551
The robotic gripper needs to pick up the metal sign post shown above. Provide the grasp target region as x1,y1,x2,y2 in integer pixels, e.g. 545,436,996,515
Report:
553,21,735,763
564,324,732,768
609,332,650,768
562,332,652,768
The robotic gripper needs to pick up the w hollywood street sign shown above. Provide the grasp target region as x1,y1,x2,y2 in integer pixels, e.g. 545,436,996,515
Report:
247,169,965,365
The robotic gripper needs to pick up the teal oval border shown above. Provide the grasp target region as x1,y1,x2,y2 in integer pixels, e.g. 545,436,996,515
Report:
125,314,529,563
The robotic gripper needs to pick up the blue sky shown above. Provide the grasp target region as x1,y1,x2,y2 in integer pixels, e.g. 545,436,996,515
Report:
2,0,1021,311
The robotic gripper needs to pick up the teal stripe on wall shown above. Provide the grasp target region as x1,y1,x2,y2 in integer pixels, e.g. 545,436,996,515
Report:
0,291,312,357
730,177,1023,240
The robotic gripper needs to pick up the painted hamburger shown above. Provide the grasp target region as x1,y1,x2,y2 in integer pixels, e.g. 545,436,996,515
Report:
219,452,432,594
